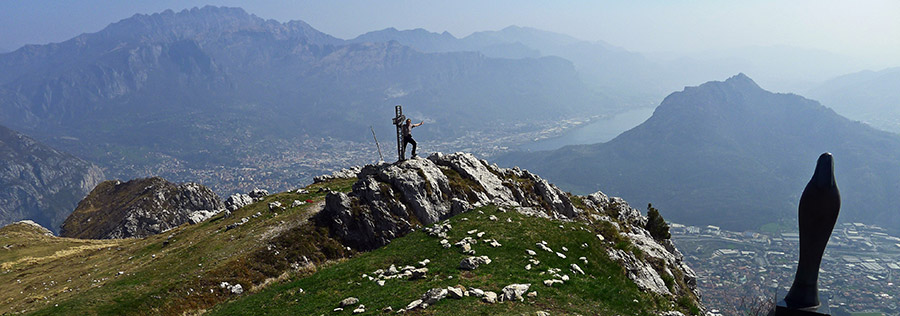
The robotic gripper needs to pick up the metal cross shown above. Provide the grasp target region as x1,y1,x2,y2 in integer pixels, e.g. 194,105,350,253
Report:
392,105,406,161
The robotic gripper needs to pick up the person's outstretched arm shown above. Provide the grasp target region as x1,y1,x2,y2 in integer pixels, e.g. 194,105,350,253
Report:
414,121,424,127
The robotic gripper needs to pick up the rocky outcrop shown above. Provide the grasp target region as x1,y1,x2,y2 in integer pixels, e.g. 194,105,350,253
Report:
225,193,253,211
316,152,578,250
0,220,55,237
314,166,362,183
315,151,699,301
0,125,105,234
60,177,224,239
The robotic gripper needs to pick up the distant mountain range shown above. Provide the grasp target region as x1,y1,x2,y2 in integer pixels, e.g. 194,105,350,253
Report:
807,67,900,134
0,124,105,233
351,26,671,105
499,74,900,233
0,6,612,194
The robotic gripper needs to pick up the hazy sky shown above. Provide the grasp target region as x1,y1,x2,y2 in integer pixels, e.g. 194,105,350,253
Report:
2,0,899,67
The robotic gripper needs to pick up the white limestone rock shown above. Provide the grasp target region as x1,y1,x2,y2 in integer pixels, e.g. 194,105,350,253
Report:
501,284,531,302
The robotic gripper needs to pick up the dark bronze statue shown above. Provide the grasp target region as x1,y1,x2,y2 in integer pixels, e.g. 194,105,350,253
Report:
778,153,841,313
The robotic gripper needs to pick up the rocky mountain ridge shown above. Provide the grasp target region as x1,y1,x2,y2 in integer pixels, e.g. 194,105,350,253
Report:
317,152,699,299
0,124,105,234
807,66,900,134
500,74,900,233
0,151,701,314
60,176,224,239
352,25,670,104
0,6,611,196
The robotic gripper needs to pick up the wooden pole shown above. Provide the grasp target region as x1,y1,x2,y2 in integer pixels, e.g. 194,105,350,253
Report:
371,126,383,162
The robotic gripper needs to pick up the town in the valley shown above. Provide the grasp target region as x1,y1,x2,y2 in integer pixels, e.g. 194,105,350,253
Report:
672,221,900,315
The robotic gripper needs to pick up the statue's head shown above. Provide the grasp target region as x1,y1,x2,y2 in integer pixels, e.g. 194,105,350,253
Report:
812,152,835,188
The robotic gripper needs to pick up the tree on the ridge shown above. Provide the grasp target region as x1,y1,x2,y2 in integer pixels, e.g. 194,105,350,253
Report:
646,203,671,240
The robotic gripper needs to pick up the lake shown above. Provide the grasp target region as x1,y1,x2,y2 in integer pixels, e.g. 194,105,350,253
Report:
519,106,655,151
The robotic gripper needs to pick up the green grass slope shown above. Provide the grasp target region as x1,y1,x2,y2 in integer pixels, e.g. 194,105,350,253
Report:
211,205,699,315
1,179,355,315
2,174,700,315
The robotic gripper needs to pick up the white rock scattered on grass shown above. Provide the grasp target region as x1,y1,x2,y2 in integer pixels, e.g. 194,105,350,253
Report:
406,299,423,310
543,279,563,287
447,286,464,299
488,240,502,247
422,287,448,305
340,297,359,307
529,259,540,265
527,291,538,298
556,252,566,259
377,280,385,286
352,305,365,314
382,306,393,313
459,256,492,270
561,246,568,252
579,257,588,264
561,275,570,282
440,239,451,248
333,307,343,312
506,217,512,223
419,259,430,266
581,243,588,248
558,225,564,229
295,188,309,194
489,215,498,221
461,217,469,221
571,263,585,275
467,229,478,235
471,288,485,297
596,234,605,241
409,268,428,280
525,264,532,270
482,291,498,304
537,243,553,252
230,284,243,294
291,200,306,208
536,311,550,316
476,231,485,238
526,249,537,256
501,284,531,302
461,243,472,254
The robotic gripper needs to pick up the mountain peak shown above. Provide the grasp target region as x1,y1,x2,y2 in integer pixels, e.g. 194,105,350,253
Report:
723,72,759,88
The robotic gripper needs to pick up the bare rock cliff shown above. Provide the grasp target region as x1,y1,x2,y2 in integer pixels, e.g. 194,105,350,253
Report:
0,125,105,234
60,177,224,239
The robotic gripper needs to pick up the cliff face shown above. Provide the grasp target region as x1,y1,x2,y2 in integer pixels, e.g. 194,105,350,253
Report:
317,152,699,300
0,125,105,234
60,177,224,239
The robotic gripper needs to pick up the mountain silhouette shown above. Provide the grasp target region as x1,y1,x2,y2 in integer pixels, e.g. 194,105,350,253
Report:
500,74,900,233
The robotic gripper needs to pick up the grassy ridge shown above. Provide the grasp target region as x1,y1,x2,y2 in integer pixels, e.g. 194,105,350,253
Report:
212,205,695,315
1,179,355,315
2,175,700,315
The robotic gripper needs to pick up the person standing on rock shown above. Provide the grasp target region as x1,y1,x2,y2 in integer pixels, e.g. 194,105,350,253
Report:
402,118,424,159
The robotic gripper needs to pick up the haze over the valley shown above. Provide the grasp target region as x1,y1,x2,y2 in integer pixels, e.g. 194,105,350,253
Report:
3,0,899,92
